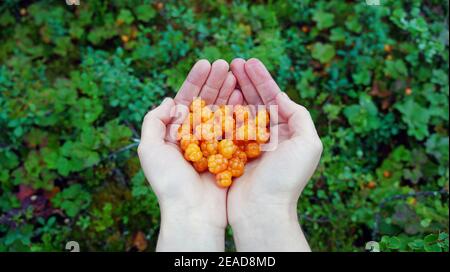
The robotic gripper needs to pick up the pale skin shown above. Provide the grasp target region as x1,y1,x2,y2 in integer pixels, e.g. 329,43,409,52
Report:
138,58,322,252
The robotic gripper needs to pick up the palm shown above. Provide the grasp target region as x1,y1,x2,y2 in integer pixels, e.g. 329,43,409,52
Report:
139,59,240,230
146,142,226,215
227,58,322,224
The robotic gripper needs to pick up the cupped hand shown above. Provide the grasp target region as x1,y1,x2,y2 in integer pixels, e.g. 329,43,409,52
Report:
138,59,242,251
226,58,323,251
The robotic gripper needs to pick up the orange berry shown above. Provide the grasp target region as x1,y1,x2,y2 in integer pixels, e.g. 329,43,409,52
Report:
200,140,218,157
178,123,192,140
236,123,256,141
180,134,198,150
189,97,206,112
193,157,208,172
228,157,245,177
233,149,247,164
256,127,270,144
194,123,215,141
234,141,246,151
216,170,233,187
121,35,130,43
234,105,251,124
201,106,213,122
255,109,270,127
184,143,203,162
156,2,164,10
301,26,309,33
383,170,391,178
384,44,392,53
218,139,237,159
215,115,235,138
208,154,228,174
405,87,412,95
183,112,194,126
245,142,261,159
367,181,376,189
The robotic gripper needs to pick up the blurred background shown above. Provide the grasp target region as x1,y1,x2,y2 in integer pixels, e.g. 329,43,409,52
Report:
0,0,448,252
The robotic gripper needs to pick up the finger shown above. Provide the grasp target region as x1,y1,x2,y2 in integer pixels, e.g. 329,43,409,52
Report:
141,98,176,144
174,59,211,105
199,59,229,104
230,58,263,105
275,92,318,139
227,89,244,105
244,58,281,105
215,72,236,105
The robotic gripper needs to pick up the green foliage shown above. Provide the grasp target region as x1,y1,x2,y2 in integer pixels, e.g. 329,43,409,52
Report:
52,184,92,218
0,0,448,252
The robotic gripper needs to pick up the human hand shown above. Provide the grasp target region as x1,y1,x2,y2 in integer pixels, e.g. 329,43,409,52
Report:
226,58,323,251
138,59,242,251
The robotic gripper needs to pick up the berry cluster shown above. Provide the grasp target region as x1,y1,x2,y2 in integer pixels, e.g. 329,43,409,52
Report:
178,98,270,187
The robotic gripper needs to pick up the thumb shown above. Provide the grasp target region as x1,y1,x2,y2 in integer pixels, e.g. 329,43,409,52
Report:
140,98,175,145
275,92,319,140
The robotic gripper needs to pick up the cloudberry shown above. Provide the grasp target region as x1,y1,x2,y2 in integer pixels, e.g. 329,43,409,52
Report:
180,134,199,151
177,123,191,140
214,115,234,138
218,139,237,159
216,170,233,187
245,142,261,159
201,106,213,122
200,140,218,157
228,157,245,177
208,154,228,174
184,143,203,162
256,127,270,143
190,97,206,112
236,123,256,141
234,105,252,124
255,109,270,127
194,123,215,141
232,149,247,163
193,157,208,172
234,140,246,151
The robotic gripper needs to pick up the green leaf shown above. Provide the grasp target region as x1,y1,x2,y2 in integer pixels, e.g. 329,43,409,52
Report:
52,184,91,218
118,9,134,24
396,99,431,140
311,43,335,64
135,5,156,22
313,10,335,30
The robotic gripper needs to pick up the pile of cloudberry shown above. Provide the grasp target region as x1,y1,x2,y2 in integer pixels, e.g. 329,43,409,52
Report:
178,98,270,187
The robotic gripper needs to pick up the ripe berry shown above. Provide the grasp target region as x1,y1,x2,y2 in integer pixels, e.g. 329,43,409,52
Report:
245,142,261,159
256,127,270,144
190,97,206,112
405,87,412,95
234,105,251,124
255,109,270,127
235,123,256,141
193,157,208,172
194,123,215,141
200,140,218,157
201,106,213,122
216,170,233,187
180,134,199,151
208,154,228,174
228,157,245,177
184,143,203,162
218,139,237,159
233,149,247,163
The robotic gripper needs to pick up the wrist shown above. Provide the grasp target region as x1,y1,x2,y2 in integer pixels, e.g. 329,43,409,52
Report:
230,202,310,252
157,202,225,252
